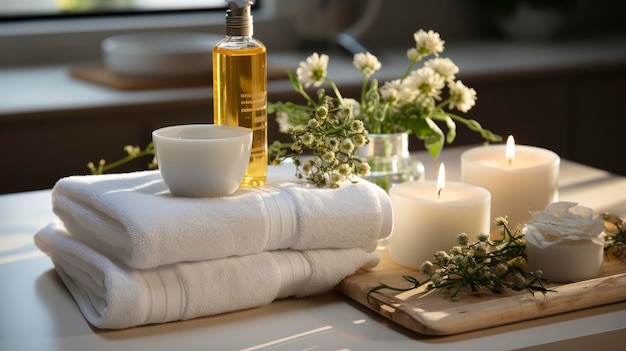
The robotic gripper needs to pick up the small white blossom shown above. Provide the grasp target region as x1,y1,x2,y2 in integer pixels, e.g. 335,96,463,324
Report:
434,250,450,264
406,47,420,61
425,58,459,82
307,118,320,129
301,132,315,146
325,137,339,151
276,111,292,133
124,145,140,156
341,98,361,117
421,261,434,275
350,120,365,134
340,138,355,153
477,232,490,242
456,233,469,246
413,29,445,57
448,80,477,113
494,216,508,226
352,133,367,148
329,171,345,187
322,151,335,163
379,79,403,104
296,53,329,88
357,162,371,177
407,67,445,100
337,163,352,176
353,52,382,76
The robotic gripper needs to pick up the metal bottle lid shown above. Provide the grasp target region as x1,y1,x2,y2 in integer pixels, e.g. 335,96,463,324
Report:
225,0,254,37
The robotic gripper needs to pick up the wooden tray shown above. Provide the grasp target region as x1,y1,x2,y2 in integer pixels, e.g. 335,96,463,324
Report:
338,249,626,336
68,63,289,90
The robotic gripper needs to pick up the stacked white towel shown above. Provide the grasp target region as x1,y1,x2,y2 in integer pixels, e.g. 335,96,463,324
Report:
34,164,392,329
35,222,379,329
52,166,393,269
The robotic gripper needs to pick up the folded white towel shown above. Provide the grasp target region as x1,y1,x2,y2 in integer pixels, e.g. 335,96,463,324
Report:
52,164,392,269
34,222,379,330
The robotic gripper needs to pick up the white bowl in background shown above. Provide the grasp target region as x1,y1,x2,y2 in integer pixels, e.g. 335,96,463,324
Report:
102,32,222,77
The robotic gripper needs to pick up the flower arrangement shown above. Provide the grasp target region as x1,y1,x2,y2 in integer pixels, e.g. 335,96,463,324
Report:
368,217,551,301
88,29,501,189
269,29,501,187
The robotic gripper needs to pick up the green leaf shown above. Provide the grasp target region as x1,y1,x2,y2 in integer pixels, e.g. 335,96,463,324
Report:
404,117,444,159
444,115,457,144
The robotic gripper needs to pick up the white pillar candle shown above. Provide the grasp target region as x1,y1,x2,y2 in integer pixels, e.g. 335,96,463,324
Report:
461,136,560,228
388,164,491,269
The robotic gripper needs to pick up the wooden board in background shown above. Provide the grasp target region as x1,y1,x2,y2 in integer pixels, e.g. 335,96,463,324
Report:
68,63,289,90
338,249,626,336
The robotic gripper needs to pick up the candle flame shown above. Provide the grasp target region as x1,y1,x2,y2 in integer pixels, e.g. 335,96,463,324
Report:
506,135,515,166
437,163,445,198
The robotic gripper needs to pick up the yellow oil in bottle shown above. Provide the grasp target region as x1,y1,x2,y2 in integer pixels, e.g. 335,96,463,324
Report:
213,44,267,187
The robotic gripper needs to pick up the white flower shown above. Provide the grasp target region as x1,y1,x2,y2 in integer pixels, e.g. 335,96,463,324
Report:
353,52,382,76
425,58,459,82
379,79,403,104
124,145,140,156
329,171,345,186
340,138,355,153
524,202,605,248
456,233,469,246
337,163,352,176
276,111,292,133
301,132,315,146
350,119,365,134
407,67,445,100
406,48,420,61
413,29,445,57
341,98,361,117
421,261,434,275
448,80,477,113
296,53,329,88
352,133,367,147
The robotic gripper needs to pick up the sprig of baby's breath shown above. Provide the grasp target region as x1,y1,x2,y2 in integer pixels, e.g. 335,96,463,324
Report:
269,81,371,188
87,143,156,175
368,217,552,302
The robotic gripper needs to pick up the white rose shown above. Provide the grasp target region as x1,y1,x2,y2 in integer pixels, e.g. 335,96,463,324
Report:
524,202,605,248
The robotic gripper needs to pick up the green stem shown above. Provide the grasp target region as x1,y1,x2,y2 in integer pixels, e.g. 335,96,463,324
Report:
401,59,418,81
328,78,344,105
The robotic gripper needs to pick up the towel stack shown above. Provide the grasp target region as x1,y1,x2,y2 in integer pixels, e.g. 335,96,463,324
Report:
34,164,393,329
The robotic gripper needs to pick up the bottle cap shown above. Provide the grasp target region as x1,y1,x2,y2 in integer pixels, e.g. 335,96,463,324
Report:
225,0,254,37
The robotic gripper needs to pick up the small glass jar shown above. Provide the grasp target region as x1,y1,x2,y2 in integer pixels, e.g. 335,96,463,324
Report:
357,133,425,193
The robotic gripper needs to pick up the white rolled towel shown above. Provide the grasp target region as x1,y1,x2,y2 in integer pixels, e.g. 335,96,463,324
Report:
52,164,392,269
34,222,379,330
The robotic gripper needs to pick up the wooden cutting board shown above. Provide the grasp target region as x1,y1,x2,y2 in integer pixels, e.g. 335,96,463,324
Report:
338,249,626,336
68,63,289,90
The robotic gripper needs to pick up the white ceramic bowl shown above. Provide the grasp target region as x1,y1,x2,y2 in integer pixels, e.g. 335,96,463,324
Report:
102,32,221,76
152,124,252,198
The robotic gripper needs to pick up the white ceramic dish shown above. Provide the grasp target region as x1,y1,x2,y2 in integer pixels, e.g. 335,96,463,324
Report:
102,32,221,77
152,124,252,198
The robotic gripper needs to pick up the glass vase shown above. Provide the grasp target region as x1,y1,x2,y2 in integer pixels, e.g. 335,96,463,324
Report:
358,133,425,193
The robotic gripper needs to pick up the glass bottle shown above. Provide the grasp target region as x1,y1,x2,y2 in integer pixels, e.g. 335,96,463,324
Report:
213,0,267,187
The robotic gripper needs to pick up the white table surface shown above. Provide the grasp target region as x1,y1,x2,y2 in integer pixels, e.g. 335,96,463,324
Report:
1,145,625,351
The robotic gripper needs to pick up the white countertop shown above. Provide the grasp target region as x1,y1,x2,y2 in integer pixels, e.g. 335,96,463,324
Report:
1,145,625,351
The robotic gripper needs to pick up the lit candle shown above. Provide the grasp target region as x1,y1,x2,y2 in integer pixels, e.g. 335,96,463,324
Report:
460,136,560,228
388,163,491,269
